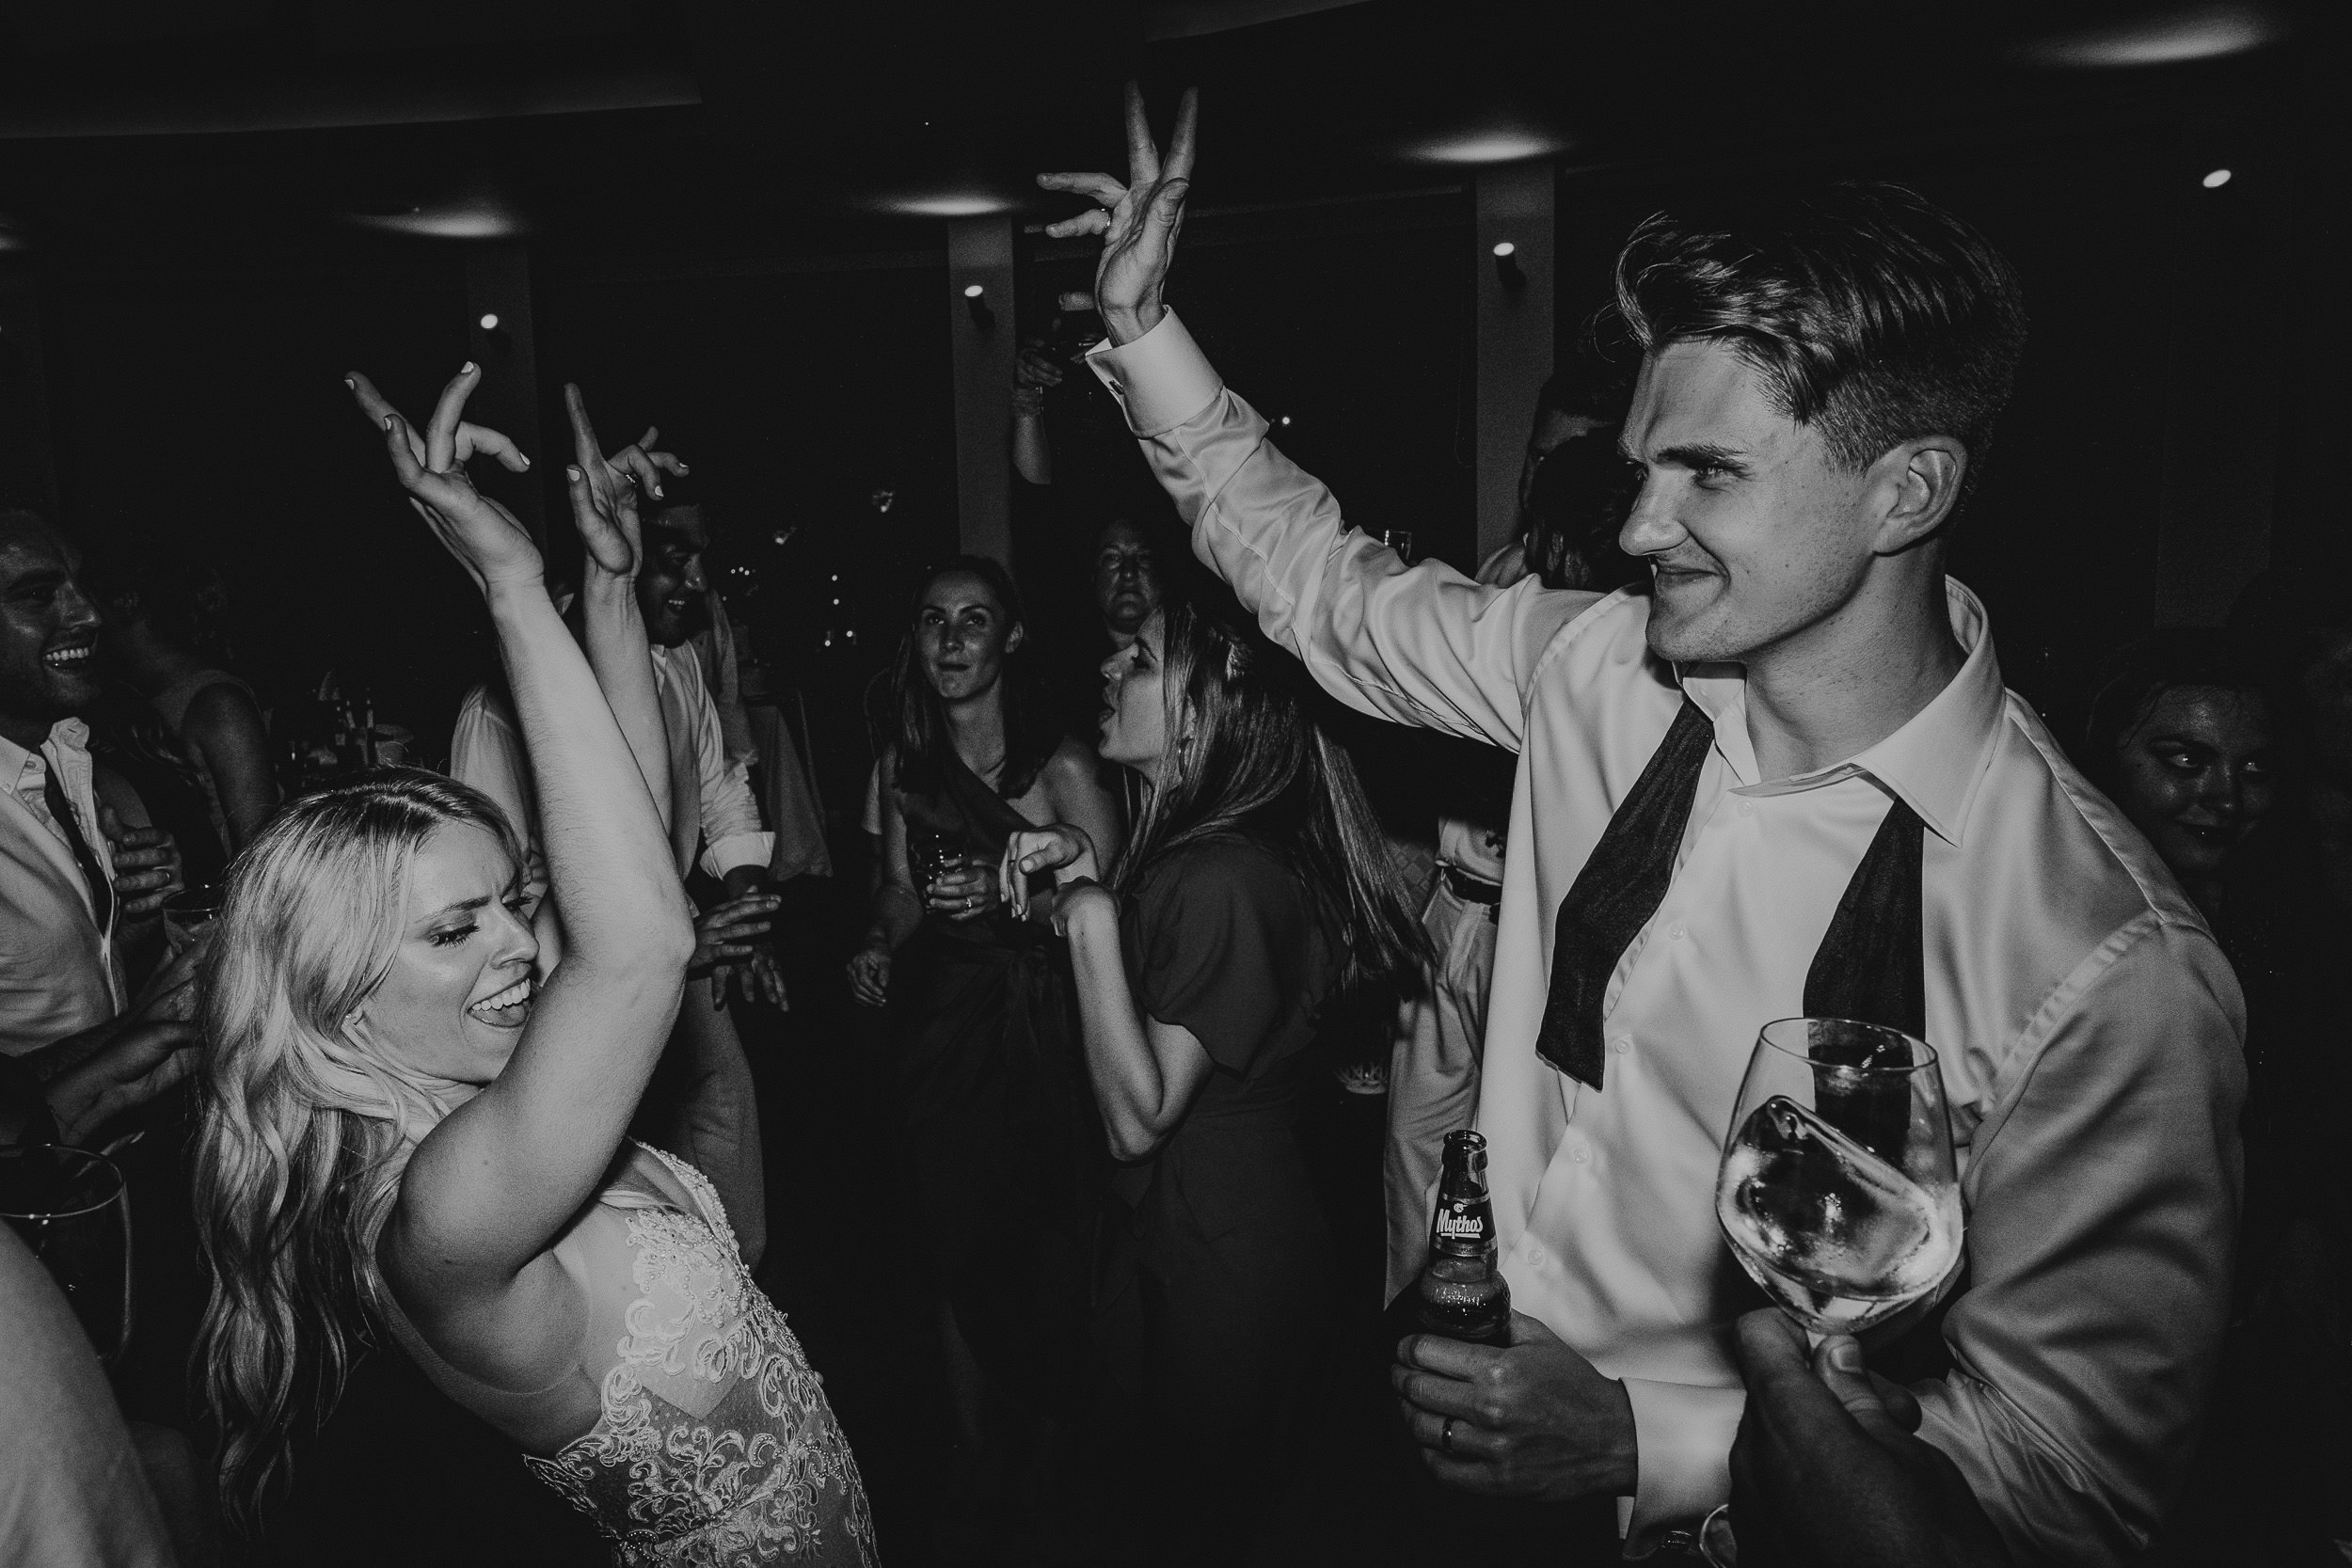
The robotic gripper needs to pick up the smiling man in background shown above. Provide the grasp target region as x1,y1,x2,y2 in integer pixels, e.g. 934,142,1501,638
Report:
1044,89,2244,1565
1,508,186,1058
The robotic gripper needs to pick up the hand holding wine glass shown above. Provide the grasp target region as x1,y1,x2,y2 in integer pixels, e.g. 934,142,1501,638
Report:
1715,1018,1963,1339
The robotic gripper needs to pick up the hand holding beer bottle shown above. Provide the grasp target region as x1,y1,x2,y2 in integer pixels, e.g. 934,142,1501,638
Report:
1392,1128,1640,1500
1413,1130,1512,1345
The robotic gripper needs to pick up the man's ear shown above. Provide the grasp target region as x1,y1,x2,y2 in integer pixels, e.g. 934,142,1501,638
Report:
1006,622,1028,655
1871,437,1967,556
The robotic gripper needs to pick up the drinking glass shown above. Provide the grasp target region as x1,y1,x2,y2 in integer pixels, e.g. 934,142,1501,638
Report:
906,824,966,896
1714,1017,1962,1338
165,882,226,941
0,1145,135,1364
1382,529,1417,564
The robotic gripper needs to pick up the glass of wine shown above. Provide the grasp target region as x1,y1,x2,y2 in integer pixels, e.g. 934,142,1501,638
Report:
0,1145,135,1365
1715,1017,1962,1338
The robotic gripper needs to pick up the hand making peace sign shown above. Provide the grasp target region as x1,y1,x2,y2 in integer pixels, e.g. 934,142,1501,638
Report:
1038,82,1200,348
346,363,540,593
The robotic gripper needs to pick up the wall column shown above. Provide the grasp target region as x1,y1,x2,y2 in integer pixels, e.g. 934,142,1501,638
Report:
948,214,1016,568
1474,164,1556,567
463,244,547,548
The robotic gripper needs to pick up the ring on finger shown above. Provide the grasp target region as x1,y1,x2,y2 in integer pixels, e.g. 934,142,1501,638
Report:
1440,1417,1455,1453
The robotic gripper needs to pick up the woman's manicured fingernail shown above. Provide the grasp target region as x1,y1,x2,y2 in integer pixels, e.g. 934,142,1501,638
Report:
344,376,356,388
1826,1338,1865,1373
384,416,395,430
567,466,583,480
462,361,477,373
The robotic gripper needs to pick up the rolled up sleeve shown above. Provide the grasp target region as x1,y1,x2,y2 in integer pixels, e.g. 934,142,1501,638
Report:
1917,915,2245,1566
1088,313,1597,752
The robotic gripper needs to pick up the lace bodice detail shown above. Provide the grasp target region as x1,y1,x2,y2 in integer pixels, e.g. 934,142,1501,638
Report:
521,1145,876,1566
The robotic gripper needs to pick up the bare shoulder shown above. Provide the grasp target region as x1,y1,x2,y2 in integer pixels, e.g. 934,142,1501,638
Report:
1041,736,1110,799
182,679,266,733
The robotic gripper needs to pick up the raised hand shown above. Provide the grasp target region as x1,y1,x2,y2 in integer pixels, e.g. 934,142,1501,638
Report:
563,383,688,578
347,365,539,593
1038,82,1199,347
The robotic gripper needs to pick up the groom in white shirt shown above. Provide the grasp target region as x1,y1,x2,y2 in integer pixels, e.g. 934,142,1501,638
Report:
1041,91,2242,1565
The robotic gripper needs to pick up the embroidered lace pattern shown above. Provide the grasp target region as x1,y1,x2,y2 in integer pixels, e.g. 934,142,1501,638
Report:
522,1147,877,1566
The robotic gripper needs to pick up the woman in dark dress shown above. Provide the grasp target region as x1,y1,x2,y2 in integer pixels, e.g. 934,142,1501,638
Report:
843,557,1123,1532
1005,595,1425,1561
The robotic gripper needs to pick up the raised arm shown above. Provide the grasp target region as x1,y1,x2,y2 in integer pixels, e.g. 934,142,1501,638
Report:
347,367,695,1348
562,385,676,836
1041,87,1597,752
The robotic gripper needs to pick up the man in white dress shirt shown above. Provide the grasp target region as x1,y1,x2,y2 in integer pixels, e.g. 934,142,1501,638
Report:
1041,92,2242,1564
1,511,186,1057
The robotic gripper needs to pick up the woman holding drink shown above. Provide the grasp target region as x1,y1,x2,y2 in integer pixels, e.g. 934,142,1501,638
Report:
846,556,1121,1528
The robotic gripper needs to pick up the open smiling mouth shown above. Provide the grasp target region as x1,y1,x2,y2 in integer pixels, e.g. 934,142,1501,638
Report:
467,975,534,1029
42,643,96,673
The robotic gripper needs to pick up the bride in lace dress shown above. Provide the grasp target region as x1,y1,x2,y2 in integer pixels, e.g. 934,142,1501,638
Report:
190,367,875,1565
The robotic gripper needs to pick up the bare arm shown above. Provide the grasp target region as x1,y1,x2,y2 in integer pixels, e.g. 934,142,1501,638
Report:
1055,883,1213,1160
178,684,278,850
847,750,924,1006
349,367,694,1375
562,385,675,837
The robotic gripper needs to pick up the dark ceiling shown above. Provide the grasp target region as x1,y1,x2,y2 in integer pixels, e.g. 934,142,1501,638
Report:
0,0,2341,269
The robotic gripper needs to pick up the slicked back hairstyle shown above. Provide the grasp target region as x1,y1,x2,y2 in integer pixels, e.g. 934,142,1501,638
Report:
1613,182,2027,514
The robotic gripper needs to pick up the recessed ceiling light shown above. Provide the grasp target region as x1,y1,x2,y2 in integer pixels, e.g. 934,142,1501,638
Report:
883,195,1012,218
962,284,985,299
2012,3,2289,67
478,312,501,329
345,198,525,240
2201,167,2233,188
1492,242,1517,258
1405,130,1565,166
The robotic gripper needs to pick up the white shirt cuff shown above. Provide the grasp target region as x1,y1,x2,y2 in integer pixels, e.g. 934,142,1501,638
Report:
701,832,776,881
1083,310,1224,436
1620,1377,1742,1551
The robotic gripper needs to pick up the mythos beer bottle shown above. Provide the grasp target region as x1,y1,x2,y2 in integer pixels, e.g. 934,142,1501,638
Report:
1414,1130,1512,1345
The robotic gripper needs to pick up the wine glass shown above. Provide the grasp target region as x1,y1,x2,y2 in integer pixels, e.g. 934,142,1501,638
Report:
1714,1017,1962,1338
0,1145,135,1365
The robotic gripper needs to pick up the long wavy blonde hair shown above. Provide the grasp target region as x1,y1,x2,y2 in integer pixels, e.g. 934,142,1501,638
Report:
192,769,523,1532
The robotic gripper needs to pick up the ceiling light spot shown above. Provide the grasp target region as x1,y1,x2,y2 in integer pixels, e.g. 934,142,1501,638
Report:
1405,130,1565,166
1491,241,1517,258
2202,167,2233,188
883,194,1013,218
2012,4,2289,67
962,284,985,299
478,312,500,329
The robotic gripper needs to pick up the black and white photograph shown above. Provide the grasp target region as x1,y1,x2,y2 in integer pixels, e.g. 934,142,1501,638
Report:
1,2,2345,1563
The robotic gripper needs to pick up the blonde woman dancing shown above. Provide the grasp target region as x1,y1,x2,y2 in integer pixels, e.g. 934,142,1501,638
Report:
191,365,874,1565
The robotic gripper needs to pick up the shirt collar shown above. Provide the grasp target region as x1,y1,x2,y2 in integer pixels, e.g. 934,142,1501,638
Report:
1678,578,2007,847
0,718,89,785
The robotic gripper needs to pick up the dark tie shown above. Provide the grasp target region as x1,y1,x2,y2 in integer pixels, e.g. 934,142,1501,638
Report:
1533,699,1927,1091
42,763,116,932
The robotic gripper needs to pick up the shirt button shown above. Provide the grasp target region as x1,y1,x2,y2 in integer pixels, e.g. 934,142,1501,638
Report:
1738,800,1757,819
1571,1145,1591,1164
1522,1239,1544,1268
1669,924,1687,941
1613,1036,1632,1055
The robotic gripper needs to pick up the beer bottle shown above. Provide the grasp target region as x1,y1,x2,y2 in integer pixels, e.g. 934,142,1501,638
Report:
1414,1129,1512,1345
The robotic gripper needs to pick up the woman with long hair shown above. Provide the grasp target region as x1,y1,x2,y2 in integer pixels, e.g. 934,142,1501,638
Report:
193,367,871,1563
843,556,1122,1524
1004,594,1427,1560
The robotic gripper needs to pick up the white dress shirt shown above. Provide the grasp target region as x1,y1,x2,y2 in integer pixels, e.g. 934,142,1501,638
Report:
0,720,124,1057
1088,313,2246,1565
450,641,774,887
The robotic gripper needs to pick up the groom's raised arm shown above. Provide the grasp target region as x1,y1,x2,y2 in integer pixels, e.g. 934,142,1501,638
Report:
1087,314,1595,751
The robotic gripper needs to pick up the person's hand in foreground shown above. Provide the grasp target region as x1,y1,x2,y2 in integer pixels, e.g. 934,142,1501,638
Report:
100,807,183,923
1038,81,1198,347
1729,1308,2012,1568
846,941,891,1008
691,892,787,1010
1391,1310,1637,1500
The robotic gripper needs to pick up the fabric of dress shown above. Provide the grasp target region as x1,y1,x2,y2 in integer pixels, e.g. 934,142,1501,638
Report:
1098,832,1339,1560
383,1142,875,1568
888,751,1097,1414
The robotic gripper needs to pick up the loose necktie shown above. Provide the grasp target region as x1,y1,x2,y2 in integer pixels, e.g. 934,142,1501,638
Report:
1534,700,1927,1090
42,763,116,932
